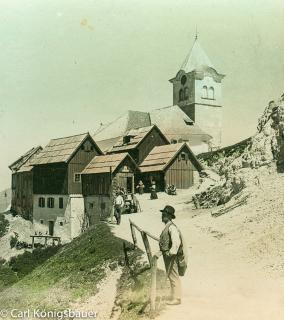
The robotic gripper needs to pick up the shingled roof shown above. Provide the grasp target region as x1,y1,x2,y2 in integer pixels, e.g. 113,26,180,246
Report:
139,142,203,173
81,153,138,175
9,146,43,172
31,132,102,165
108,125,169,153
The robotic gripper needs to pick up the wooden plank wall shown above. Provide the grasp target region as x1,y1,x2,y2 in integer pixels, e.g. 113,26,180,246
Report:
82,173,111,196
33,163,68,195
165,146,194,189
137,127,169,164
68,138,101,194
11,172,33,220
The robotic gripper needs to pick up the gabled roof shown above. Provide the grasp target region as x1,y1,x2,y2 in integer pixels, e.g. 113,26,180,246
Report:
108,125,170,153
93,110,151,141
30,132,102,165
139,142,203,173
81,153,138,175
9,146,43,172
180,38,215,73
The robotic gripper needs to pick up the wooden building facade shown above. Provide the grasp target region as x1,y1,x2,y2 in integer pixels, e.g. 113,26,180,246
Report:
9,146,43,220
30,132,102,240
82,153,138,224
139,142,203,191
107,125,170,165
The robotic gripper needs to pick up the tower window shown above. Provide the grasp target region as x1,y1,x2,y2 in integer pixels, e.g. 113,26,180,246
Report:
202,85,208,98
179,89,184,102
184,87,189,100
208,87,215,99
181,75,187,85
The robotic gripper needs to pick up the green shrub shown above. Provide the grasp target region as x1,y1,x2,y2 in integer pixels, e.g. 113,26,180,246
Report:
0,264,18,291
9,246,61,278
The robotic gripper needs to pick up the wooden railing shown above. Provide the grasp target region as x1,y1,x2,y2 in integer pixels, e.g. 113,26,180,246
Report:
126,219,161,318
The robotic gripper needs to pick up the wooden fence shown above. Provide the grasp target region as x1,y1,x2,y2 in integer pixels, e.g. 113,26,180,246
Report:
125,219,161,318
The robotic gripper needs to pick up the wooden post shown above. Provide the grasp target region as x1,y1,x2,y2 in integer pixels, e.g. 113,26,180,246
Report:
44,236,47,247
130,221,138,248
123,242,130,268
141,231,152,266
150,256,158,318
31,236,34,249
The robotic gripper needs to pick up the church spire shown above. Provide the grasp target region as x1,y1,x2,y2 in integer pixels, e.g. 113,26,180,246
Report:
180,36,215,73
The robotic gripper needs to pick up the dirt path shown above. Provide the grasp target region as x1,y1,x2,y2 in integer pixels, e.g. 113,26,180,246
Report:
113,185,284,320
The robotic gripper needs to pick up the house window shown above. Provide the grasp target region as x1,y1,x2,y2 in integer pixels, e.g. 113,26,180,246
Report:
179,89,184,102
81,145,85,150
89,203,94,209
181,152,187,161
208,87,215,99
38,197,45,208
47,197,55,208
202,85,208,98
74,173,81,183
40,219,44,224
59,197,64,209
59,221,63,226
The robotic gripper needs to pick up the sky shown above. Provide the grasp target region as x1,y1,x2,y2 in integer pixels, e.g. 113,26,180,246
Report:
0,0,284,190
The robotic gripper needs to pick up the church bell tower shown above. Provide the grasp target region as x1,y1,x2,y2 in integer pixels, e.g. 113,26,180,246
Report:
169,36,225,149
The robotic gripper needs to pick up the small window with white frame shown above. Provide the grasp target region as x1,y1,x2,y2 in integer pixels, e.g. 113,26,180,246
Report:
74,173,81,183
38,197,45,208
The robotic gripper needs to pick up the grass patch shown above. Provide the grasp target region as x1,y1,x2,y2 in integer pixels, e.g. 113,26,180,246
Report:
0,223,126,310
0,212,9,237
0,262,18,291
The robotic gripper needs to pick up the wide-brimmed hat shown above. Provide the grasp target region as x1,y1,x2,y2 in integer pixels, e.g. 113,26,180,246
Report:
160,205,176,219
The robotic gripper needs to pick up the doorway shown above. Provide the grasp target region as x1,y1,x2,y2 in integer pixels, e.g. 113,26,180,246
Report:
48,221,55,236
126,177,133,193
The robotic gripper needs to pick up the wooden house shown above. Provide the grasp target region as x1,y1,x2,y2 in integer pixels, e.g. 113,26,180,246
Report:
81,153,138,224
139,142,203,191
9,146,43,220
106,125,170,164
30,132,102,240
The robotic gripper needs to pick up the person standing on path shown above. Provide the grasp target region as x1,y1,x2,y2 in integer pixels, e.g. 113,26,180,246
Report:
114,191,124,225
156,205,187,305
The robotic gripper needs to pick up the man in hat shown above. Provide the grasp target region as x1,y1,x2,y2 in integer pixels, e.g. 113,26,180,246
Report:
157,205,183,305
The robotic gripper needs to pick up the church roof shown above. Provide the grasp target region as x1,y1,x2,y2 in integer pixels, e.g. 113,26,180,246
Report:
180,38,215,73
93,110,150,141
93,106,211,152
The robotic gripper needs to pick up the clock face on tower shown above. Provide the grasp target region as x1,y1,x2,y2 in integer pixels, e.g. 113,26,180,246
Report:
181,75,187,85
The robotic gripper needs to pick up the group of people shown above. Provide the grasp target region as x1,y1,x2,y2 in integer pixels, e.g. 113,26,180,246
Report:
113,188,141,225
165,184,177,195
136,180,159,200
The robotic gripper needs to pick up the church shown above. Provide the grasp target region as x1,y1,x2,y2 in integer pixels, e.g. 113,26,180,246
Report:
94,36,225,153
